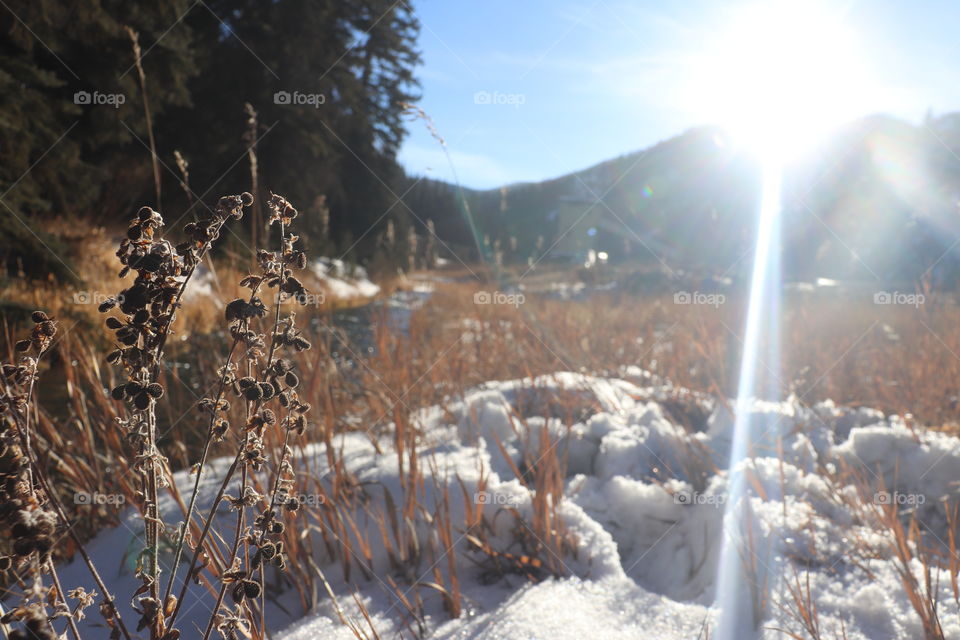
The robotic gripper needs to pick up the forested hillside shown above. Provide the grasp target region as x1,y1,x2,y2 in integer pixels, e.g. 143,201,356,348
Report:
1,0,420,278
445,114,960,284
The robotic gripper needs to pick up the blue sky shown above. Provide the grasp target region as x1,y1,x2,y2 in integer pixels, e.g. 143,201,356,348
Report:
398,0,960,190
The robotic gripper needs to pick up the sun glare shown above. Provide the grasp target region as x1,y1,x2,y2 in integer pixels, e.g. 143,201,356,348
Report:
698,5,874,637
700,1,875,157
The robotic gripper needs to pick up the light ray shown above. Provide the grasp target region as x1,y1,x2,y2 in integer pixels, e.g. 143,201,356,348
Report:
714,153,783,638
696,2,879,633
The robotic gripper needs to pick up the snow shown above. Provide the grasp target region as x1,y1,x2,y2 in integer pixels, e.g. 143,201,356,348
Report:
427,576,713,640
53,372,960,639
312,257,380,300
182,264,220,305
181,259,381,308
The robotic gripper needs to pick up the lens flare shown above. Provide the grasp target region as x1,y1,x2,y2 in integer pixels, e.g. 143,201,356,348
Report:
714,155,783,638
699,2,876,636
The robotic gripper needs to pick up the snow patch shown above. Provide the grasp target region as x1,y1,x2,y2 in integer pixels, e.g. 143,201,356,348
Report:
55,372,960,639
312,257,380,300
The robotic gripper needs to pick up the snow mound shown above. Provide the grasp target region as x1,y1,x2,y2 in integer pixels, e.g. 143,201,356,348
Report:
312,257,380,300
56,372,960,639
182,264,220,305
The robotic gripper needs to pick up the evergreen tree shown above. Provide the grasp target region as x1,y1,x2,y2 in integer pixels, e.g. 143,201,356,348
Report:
170,0,421,252
0,0,196,279
1,0,422,279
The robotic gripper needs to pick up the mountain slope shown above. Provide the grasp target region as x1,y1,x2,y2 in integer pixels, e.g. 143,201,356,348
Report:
407,114,960,284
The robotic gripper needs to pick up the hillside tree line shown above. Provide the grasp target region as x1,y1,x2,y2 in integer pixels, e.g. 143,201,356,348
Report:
0,0,426,280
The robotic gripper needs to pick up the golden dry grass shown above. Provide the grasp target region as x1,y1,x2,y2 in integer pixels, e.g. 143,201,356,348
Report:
6,250,960,637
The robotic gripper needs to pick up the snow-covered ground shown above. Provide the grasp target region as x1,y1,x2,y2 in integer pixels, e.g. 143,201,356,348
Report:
56,371,960,639
182,264,221,305
312,258,380,300
182,259,381,309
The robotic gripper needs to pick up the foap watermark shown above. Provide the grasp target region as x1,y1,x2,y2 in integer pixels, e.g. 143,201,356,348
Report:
73,291,123,306
474,491,520,506
293,493,327,507
275,291,326,307
473,290,525,307
874,291,924,308
74,491,126,506
874,491,926,506
673,490,726,507
674,291,725,308
473,90,526,108
74,90,126,109
274,90,326,108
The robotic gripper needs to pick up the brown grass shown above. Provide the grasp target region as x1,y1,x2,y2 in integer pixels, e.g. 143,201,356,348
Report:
7,243,960,637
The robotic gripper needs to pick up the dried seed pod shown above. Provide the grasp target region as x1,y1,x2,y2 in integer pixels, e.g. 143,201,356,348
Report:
13,537,34,556
259,382,275,400
34,536,52,555
146,383,164,399
242,580,261,599
293,415,307,435
213,419,229,439
225,299,247,322
133,252,164,273
31,311,49,323
134,392,152,410
284,372,299,388
218,195,239,210
280,276,304,295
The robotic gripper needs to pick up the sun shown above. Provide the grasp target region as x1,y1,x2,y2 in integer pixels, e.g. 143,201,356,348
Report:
697,0,876,158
